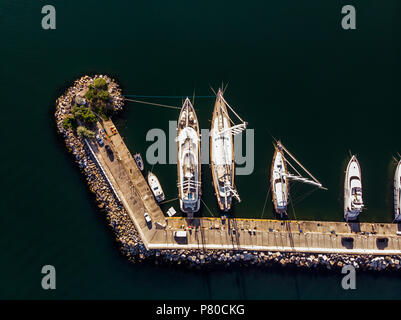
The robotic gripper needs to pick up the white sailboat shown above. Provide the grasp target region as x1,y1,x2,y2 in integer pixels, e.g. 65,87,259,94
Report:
394,160,401,222
148,172,165,203
344,155,364,221
210,88,246,212
270,141,326,217
176,98,201,217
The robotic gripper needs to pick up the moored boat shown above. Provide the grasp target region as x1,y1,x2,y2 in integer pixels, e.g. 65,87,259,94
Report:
344,155,364,221
270,142,289,215
210,88,246,212
134,153,144,171
147,171,165,202
176,98,201,217
270,140,326,217
394,160,401,222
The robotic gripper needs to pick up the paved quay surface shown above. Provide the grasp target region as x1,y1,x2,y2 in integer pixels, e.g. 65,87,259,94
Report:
90,119,401,255
87,120,166,249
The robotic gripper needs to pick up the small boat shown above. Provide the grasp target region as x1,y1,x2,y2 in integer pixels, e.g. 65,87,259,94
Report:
210,88,246,212
394,160,401,222
344,155,364,221
147,172,165,202
270,140,326,217
176,98,201,217
134,153,144,171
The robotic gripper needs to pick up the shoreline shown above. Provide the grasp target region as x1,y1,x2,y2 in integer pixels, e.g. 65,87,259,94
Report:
54,75,401,273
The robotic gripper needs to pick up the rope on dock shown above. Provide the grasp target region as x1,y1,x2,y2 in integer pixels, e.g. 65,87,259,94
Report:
125,98,182,110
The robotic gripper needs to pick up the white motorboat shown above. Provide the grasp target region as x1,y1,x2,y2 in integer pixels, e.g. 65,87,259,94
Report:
344,155,364,221
147,171,165,202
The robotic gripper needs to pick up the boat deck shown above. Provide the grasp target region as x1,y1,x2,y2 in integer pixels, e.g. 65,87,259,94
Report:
90,119,401,255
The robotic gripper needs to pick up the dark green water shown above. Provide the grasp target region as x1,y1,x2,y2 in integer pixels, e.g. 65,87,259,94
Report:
1,0,401,299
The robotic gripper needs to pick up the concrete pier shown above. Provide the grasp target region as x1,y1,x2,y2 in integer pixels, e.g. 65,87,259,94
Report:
91,119,401,255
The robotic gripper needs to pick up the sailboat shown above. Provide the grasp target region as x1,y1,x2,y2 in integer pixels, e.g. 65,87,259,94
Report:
344,155,364,221
210,88,247,212
270,140,326,217
176,98,201,217
394,160,401,222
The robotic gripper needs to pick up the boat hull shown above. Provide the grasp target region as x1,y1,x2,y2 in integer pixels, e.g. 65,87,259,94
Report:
270,144,289,216
148,172,165,203
210,89,234,212
344,156,363,221
176,98,201,216
394,160,401,221
134,153,144,171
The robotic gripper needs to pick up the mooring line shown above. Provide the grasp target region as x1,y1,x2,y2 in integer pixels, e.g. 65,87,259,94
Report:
125,98,181,110
159,197,178,205
201,198,215,217
124,95,215,99
261,185,271,219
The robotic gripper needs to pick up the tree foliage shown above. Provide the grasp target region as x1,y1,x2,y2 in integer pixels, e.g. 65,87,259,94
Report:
85,89,96,101
84,78,112,119
62,115,75,130
77,126,95,139
98,90,110,101
93,78,107,89
72,105,96,124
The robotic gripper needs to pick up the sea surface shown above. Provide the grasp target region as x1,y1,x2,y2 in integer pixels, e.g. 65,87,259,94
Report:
1,0,401,299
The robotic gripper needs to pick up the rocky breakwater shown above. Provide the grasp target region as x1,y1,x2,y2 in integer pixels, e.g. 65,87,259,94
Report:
55,75,143,257
145,249,401,273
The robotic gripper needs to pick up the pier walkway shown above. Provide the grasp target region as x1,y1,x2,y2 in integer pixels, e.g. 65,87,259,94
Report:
90,119,401,255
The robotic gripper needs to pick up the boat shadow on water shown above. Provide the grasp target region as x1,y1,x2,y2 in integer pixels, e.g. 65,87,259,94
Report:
387,157,399,222
338,155,351,219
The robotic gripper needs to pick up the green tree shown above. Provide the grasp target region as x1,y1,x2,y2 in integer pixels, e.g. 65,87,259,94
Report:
93,78,107,89
72,105,97,124
85,88,96,101
62,115,75,130
98,90,110,101
77,126,95,139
